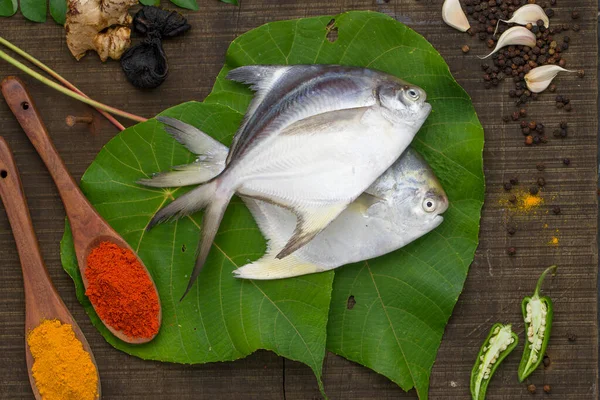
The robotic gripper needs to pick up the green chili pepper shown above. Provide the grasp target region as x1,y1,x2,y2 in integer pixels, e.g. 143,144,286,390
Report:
471,323,519,400
518,265,557,382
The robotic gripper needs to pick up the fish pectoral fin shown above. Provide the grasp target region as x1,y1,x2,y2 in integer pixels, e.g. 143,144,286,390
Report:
233,254,324,280
276,203,348,259
157,116,229,161
352,192,384,215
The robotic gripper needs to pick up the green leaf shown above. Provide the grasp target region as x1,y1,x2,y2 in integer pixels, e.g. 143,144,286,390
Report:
139,0,159,6
60,102,332,393
0,0,17,17
49,0,65,24
61,11,483,398
220,0,238,5
168,0,198,11
204,11,484,398
19,0,46,22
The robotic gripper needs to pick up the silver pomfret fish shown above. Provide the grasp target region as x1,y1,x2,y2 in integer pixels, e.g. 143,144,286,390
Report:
141,118,448,279
144,65,432,299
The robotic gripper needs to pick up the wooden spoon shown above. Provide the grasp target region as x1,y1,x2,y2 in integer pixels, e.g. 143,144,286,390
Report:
0,136,102,400
1,76,162,344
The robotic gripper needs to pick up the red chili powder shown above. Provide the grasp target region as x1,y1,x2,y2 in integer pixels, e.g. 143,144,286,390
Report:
85,241,159,339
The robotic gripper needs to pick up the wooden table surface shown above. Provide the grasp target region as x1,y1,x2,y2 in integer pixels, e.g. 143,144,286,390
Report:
0,1,597,399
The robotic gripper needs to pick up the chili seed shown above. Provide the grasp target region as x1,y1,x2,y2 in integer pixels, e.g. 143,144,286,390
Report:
577,69,585,78
527,384,536,394
544,385,551,394
462,45,470,53
529,186,539,195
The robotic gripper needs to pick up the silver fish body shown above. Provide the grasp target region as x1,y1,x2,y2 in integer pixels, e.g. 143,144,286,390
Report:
236,148,449,279
141,119,448,279
144,65,432,298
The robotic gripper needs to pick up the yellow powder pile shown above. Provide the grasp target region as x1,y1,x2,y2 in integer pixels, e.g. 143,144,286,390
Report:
499,190,544,213
27,319,98,400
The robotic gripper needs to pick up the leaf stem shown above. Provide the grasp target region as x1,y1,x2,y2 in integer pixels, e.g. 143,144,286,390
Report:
0,37,127,131
0,47,147,123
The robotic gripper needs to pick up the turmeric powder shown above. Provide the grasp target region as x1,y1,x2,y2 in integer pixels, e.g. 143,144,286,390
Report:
499,190,544,213
27,319,98,400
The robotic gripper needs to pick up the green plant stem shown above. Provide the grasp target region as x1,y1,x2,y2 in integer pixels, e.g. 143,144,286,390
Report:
0,37,127,131
0,49,147,123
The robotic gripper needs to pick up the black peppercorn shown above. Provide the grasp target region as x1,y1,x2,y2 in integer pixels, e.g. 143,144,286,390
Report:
537,177,546,187
529,186,539,195
507,226,516,235
503,182,513,191
563,158,571,165
552,205,561,214
507,247,517,256
510,177,519,185
571,11,580,19
508,194,517,203
536,162,545,171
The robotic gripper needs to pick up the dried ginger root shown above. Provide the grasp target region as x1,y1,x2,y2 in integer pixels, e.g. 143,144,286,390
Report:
65,0,138,61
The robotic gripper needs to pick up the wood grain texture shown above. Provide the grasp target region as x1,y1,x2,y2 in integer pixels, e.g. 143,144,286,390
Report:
0,0,597,399
0,137,101,400
1,76,162,344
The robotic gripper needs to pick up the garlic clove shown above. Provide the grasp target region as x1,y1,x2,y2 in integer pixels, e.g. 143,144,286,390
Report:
442,0,471,33
525,65,576,93
494,4,549,36
479,26,536,59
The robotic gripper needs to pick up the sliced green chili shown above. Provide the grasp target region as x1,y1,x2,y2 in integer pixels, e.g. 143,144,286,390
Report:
471,323,519,400
518,265,557,382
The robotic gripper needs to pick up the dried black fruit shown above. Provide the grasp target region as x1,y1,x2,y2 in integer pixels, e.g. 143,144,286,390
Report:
133,6,191,38
121,38,169,89
121,6,190,89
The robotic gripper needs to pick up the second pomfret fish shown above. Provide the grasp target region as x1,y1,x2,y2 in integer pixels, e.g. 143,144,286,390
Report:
142,118,449,279
145,65,432,299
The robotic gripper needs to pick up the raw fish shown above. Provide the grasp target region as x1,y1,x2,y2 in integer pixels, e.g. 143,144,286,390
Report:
144,65,432,298
141,118,448,280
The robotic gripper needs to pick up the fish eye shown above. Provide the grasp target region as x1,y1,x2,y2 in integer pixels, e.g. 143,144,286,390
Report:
407,88,420,100
422,198,436,213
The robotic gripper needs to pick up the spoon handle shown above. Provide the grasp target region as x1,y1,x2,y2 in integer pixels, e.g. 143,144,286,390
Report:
1,77,102,241
0,136,58,314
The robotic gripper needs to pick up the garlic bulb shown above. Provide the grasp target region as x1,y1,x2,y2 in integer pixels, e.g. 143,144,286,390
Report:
479,26,536,59
494,4,549,36
442,0,471,33
525,65,575,93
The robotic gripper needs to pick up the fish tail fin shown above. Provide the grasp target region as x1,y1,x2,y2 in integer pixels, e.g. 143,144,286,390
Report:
157,116,229,159
138,117,229,188
276,203,347,259
148,180,220,229
181,189,232,300
137,167,220,188
233,254,323,280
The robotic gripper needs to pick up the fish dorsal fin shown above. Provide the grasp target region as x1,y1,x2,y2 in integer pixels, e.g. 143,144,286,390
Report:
157,116,229,161
226,65,291,94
